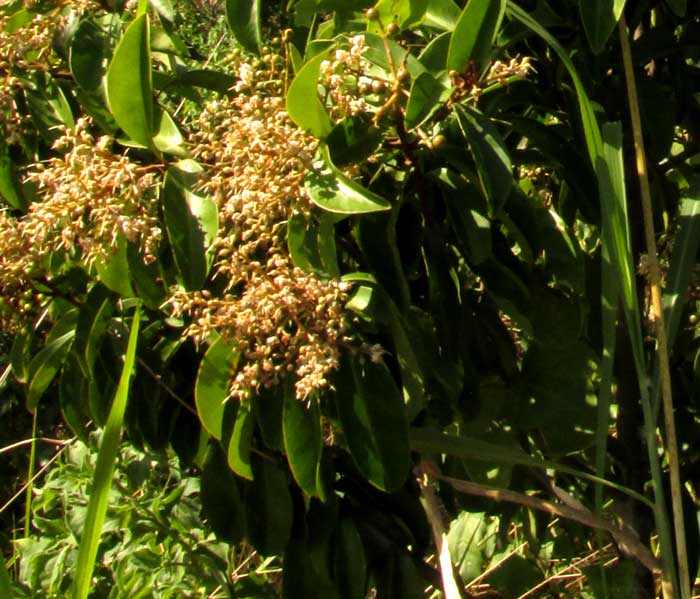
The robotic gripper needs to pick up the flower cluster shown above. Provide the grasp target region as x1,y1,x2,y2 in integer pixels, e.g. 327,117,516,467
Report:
172,50,351,400
0,119,161,330
24,118,161,265
319,35,372,119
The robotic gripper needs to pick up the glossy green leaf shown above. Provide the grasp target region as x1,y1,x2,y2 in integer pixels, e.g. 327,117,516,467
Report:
326,115,382,167
0,138,23,210
283,390,323,497
286,52,332,139
94,236,134,297
433,168,492,265
424,0,461,30
226,0,261,54
72,306,140,599
171,69,236,93
405,72,449,129
228,401,255,480
446,0,505,71
245,456,293,556
70,18,109,92
579,0,626,54
73,283,115,378
201,442,246,544
335,356,410,492
345,280,425,420
106,14,154,149
23,72,75,144
153,107,186,156
27,330,75,411
446,512,486,581
195,335,240,440
10,327,32,384
59,355,90,441
333,518,367,599
366,0,428,33
454,104,513,213
254,385,284,451
162,161,218,290
306,145,390,214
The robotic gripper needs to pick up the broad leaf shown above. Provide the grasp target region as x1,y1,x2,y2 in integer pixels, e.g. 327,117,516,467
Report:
283,390,323,497
162,161,218,290
73,283,115,378
70,18,109,92
226,0,261,55
306,144,391,214
228,401,255,480
106,14,154,149
195,335,240,440
424,0,461,30
0,138,23,210
405,72,449,129
366,0,428,33
94,236,134,297
333,518,367,599
286,52,333,139
27,330,75,411
455,104,513,214
446,0,505,72
335,356,410,492
579,0,626,54
665,0,686,16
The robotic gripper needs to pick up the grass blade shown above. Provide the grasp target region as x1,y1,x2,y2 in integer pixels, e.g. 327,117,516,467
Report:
71,306,141,599
0,554,11,597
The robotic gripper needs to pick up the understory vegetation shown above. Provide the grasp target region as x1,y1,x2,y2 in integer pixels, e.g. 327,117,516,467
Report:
1,0,700,598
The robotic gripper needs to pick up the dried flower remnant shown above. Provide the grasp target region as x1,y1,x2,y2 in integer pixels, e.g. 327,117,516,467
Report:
172,52,351,400
23,119,162,266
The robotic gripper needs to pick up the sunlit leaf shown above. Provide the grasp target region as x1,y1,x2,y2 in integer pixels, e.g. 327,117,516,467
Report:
306,144,390,214
283,389,322,497
286,52,332,139
446,0,505,71
228,401,255,480
195,335,240,441
105,14,154,149
226,0,261,55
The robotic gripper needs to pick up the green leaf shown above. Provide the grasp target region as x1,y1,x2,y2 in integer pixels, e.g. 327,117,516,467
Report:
94,235,134,297
286,52,332,139
446,0,505,72
162,161,218,290
405,72,449,129
23,72,75,144
326,115,382,167
0,555,12,599
579,0,626,54
433,168,492,265
454,104,513,213
333,518,367,599
201,442,247,544
226,0,261,55
345,280,425,420
70,18,109,92
254,386,285,452
245,456,293,556
335,356,410,492
446,512,486,581
153,107,186,156
366,0,428,33
105,14,154,149
27,330,75,411
0,138,23,210
228,401,255,480
71,306,140,599
424,0,461,30
10,327,32,384
195,335,240,440
283,390,323,497
73,283,115,378
306,145,391,214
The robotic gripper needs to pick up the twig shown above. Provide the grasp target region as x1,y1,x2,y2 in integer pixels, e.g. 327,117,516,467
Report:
136,357,198,416
0,437,72,456
0,439,75,516
417,464,464,599
619,13,690,599
433,472,660,574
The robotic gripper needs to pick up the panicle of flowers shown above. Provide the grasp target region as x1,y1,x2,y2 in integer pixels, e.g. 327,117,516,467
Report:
172,51,352,400
319,35,371,119
23,117,162,266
